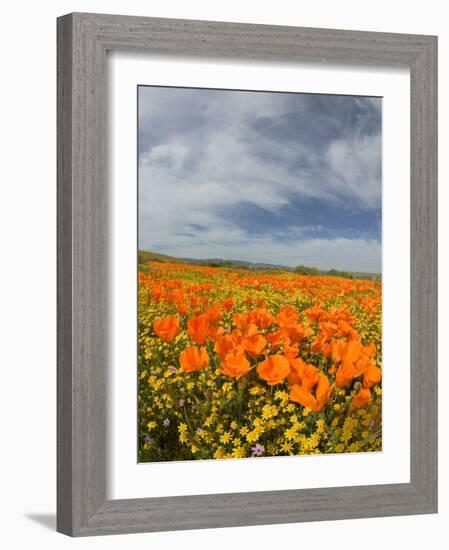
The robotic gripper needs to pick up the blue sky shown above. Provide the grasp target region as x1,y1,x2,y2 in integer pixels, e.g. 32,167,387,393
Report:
138,86,381,272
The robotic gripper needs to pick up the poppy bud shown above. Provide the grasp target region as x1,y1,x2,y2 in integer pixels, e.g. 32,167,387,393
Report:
354,381,362,391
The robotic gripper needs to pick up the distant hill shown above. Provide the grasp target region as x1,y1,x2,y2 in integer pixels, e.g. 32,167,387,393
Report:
138,250,381,281
138,250,183,264
181,257,291,270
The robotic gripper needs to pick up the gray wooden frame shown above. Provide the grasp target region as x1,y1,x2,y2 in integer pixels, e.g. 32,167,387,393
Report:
57,12,438,537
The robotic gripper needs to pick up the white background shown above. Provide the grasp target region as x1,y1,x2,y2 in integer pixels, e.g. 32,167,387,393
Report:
0,1,445,549
109,54,410,499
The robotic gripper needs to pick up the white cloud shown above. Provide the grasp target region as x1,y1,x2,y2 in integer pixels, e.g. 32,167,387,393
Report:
138,87,382,272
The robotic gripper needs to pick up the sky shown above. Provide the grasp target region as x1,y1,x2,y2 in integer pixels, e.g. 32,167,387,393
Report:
138,86,382,272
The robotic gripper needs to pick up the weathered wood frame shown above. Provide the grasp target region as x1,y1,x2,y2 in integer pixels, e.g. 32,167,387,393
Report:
57,12,438,536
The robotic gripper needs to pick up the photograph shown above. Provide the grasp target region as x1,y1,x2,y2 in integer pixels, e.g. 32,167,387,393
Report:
137,85,383,462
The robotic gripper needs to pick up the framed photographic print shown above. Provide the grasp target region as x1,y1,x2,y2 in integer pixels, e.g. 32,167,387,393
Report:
57,12,438,536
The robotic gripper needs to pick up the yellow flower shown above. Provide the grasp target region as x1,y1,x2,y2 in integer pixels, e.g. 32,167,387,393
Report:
262,404,278,419
281,441,293,454
220,432,232,444
341,417,357,443
316,419,326,433
214,447,225,459
178,423,188,435
274,390,289,404
246,427,264,443
146,421,157,430
232,447,246,458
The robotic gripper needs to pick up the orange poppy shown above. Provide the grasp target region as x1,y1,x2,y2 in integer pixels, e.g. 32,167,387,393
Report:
205,304,222,325
242,324,266,357
153,315,180,343
232,312,250,331
352,388,371,408
288,358,319,389
283,345,299,361
214,330,242,359
177,302,189,316
335,340,376,387
257,355,290,385
276,305,299,328
179,345,209,373
223,297,235,312
207,325,225,342
248,308,274,329
363,364,382,388
289,384,316,410
315,373,333,411
289,373,332,412
330,338,346,363
266,329,291,349
221,349,251,379
335,360,357,388
187,314,209,344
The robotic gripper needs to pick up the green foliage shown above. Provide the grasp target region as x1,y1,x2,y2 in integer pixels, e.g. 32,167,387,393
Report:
327,269,353,279
293,265,319,275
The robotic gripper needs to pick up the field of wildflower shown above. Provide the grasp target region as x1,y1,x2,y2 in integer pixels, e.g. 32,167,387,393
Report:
138,258,382,462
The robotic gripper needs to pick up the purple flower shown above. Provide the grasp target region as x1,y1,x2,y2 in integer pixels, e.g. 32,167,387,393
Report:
251,443,265,457
163,418,171,427
195,427,202,434
143,435,151,445
168,366,177,374
179,399,185,407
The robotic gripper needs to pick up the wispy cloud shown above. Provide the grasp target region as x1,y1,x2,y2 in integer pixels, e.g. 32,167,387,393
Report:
138,86,382,272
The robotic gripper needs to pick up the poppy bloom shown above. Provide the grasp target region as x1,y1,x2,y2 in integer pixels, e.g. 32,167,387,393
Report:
248,308,274,329
283,345,299,361
221,349,251,379
232,312,250,331
223,297,235,312
179,345,209,373
257,355,290,385
330,338,346,363
207,325,225,342
266,329,290,349
288,358,319,390
335,340,374,387
177,302,189,316
363,364,382,388
242,324,266,357
335,361,357,388
205,304,222,325
153,315,180,343
187,314,209,344
276,305,299,328
283,324,313,345
289,373,332,412
214,330,242,359
352,387,371,408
